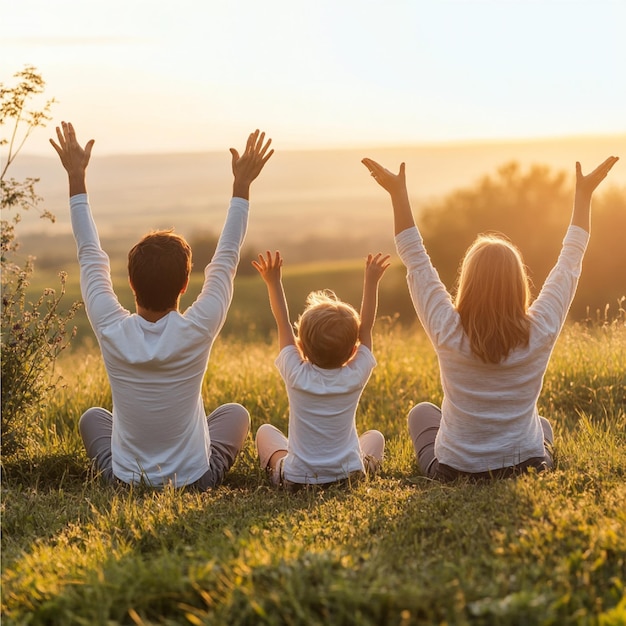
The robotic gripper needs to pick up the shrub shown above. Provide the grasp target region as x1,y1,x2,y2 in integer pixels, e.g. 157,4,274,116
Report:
1,66,81,457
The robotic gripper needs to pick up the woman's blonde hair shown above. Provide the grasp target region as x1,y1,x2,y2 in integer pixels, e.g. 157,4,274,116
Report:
455,234,531,364
295,290,360,369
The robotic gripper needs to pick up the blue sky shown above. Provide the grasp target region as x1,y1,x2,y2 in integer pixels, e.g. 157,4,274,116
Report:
2,0,625,154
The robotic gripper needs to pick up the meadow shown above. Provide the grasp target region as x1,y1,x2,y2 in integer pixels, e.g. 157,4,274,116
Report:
23,258,419,349
3,135,625,624
1,316,625,625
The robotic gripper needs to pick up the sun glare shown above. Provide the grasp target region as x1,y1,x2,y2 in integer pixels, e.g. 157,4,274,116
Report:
1,1,625,154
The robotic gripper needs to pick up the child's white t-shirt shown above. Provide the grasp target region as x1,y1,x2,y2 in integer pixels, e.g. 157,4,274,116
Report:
275,344,376,484
70,193,248,486
395,225,589,473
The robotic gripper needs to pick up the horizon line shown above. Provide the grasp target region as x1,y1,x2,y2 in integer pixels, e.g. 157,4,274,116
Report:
18,131,626,159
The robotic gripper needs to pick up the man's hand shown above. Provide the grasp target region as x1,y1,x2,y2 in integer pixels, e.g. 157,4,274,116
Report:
49,122,94,196
231,130,274,200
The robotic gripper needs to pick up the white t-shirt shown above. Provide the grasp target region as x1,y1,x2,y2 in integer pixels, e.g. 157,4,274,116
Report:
396,225,589,472
70,193,248,486
276,344,376,483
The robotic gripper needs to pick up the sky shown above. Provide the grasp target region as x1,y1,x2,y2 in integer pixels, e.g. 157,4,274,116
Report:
1,0,625,155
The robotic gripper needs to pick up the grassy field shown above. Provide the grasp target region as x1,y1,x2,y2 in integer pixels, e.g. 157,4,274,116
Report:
2,318,626,624
23,260,419,347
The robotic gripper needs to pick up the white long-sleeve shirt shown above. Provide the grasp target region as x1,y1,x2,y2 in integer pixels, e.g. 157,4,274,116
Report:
396,225,589,472
70,193,248,486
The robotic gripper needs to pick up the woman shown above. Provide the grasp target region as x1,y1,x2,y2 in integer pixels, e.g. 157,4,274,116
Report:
362,155,618,481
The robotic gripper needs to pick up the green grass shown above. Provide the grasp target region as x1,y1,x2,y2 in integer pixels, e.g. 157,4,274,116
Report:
24,261,417,346
2,322,625,625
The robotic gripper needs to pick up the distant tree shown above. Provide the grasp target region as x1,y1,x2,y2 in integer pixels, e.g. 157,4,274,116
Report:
419,161,625,320
1,66,81,457
576,184,626,321
188,230,257,276
420,161,569,291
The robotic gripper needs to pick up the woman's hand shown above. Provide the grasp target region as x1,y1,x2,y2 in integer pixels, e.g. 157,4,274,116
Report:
575,156,619,200
362,158,407,196
571,156,619,232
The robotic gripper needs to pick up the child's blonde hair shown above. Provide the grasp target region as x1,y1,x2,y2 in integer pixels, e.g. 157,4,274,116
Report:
295,290,360,369
455,234,531,364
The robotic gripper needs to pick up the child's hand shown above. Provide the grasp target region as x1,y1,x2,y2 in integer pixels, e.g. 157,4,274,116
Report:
252,250,283,285
362,158,407,196
253,250,294,347
365,253,391,284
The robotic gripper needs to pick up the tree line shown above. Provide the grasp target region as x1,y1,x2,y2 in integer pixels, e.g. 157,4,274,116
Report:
190,161,625,321
419,161,625,321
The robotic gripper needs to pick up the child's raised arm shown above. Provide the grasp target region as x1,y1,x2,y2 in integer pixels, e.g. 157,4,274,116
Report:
570,156,619,233
252,251,296,350
359,253,391,351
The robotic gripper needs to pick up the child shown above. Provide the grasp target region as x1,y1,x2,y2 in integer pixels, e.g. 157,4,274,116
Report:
253,250,390,488
362,154,619,481
50,122,273,489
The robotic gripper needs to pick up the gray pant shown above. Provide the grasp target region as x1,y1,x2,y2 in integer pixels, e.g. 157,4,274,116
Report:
79,403,250,490
407,402,554,481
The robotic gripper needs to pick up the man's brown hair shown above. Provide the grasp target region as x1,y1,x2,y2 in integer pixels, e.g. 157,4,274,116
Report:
128,230,192,311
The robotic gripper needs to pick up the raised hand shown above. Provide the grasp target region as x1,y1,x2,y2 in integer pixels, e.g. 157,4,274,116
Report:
362,157,415,235
230,130,274,199
49,122,94,176
361,158,407,196
575,156,619,200
359,252,390,350
571,156,619,232
365,253,391,285
252,250,294,348
252,250,283,286
49,122,94,196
